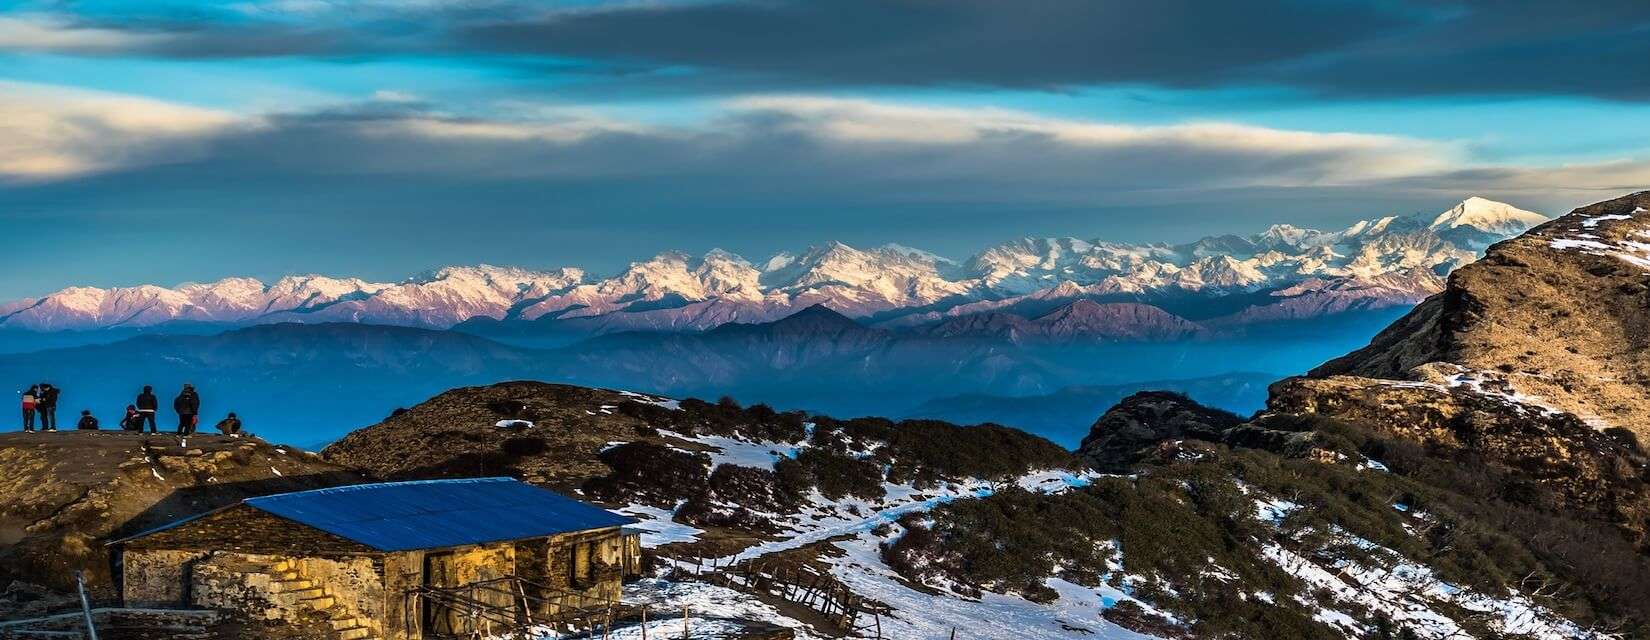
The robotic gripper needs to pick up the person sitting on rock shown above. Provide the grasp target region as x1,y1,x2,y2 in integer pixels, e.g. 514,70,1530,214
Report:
215,412,242,436
119,405,143,431
76,409,99,431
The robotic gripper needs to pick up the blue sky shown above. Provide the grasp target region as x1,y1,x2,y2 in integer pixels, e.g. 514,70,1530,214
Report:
2,0,1649,300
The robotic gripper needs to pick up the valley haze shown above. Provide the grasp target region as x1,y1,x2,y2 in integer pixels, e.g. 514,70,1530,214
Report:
2,198,1539,446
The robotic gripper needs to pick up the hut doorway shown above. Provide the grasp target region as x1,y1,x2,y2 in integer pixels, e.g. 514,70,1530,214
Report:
423,552,459,634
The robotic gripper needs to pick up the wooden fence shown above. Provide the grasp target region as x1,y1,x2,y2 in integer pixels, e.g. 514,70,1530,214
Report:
663,555,886,639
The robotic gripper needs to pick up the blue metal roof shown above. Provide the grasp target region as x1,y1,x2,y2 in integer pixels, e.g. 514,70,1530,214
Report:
175,478,636,552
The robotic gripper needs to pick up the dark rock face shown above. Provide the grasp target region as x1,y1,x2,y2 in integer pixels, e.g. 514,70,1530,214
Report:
1076,391,1243,472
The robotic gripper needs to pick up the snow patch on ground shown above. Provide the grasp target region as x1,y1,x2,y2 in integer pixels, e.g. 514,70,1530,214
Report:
614,503,704,547
824,528,1162,639
710,469,1095,565
1442,367,1613,429
1581,214,1632,228
619,390,682,411
656,430,800,471
495,419,535,429
1547,209,1650,271
1259,519,1605,639
1265,542,1602,640
524,579,824,639
1254,496,1302,525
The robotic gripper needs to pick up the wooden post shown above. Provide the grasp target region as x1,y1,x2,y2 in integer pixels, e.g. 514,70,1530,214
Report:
74,571,99,640
640,605,649,640
682,604,689,640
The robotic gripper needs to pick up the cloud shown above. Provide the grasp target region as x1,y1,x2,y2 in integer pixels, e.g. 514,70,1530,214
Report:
461,0,1412,91
0,15,167,54
10,1,1650,100
1391,160,1650,198
3,88,1457,194
726,97,1457,184
7,84,1642,205
1271,0,1650,101
0,81,246,180
0,9,357,58
456,0,1650,100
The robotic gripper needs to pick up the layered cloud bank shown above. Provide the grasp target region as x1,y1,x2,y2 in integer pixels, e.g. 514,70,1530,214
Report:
6,84,1643,196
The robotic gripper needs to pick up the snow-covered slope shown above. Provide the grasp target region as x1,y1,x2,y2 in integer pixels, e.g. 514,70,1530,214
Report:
0,198,1543,332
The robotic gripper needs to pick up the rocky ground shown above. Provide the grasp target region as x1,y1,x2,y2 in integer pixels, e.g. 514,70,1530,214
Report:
321,381,676,490
0,430,360,603
1316,190,1650,442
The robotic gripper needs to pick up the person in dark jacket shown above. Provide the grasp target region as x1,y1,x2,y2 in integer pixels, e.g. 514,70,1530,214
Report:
135,385,159,433
21,386,37,432
174,384,200,435
37,383,59,431
215,412,242,436
76,410,99,430
120,405,143,431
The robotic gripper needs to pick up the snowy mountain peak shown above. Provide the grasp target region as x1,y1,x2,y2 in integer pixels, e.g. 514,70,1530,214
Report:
1,196,1545,333
757,251,794,272
418,264,585,290
701,248,751,266
878,243,955,265
1254,223,1323,249
1429,197,1548,235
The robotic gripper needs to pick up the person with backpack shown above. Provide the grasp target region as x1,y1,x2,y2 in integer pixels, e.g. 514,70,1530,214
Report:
37,383,59,431
21,386,37,432
76,410,99,430
135,386,159,433
214,412,242,436
173,384,200,435
120,405,143,432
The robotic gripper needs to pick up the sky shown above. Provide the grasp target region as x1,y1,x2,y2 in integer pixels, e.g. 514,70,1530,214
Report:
2,0,1649,300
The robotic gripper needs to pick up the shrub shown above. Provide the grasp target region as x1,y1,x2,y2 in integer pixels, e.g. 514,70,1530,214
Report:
583,442,710,507
775,448,884,501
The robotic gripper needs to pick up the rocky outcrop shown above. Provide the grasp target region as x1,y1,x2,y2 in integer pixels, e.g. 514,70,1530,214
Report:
1267,371,1650,540
321,382,666,489
1315,190,1650,441
0,432,360,597
1076,391,1244,472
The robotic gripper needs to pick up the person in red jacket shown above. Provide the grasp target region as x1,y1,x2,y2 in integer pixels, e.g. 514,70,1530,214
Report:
20,386,37,432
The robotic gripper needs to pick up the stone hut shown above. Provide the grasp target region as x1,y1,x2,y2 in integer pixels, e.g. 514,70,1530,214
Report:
113,477,642,640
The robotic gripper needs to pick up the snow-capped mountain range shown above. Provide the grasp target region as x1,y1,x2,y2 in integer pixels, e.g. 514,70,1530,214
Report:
0,198,1545,334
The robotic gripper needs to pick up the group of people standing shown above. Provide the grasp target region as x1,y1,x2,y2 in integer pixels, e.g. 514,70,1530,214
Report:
18,383,59,431
19,383,241,436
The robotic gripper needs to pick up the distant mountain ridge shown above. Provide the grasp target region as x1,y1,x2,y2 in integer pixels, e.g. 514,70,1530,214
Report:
0,198,1544,336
